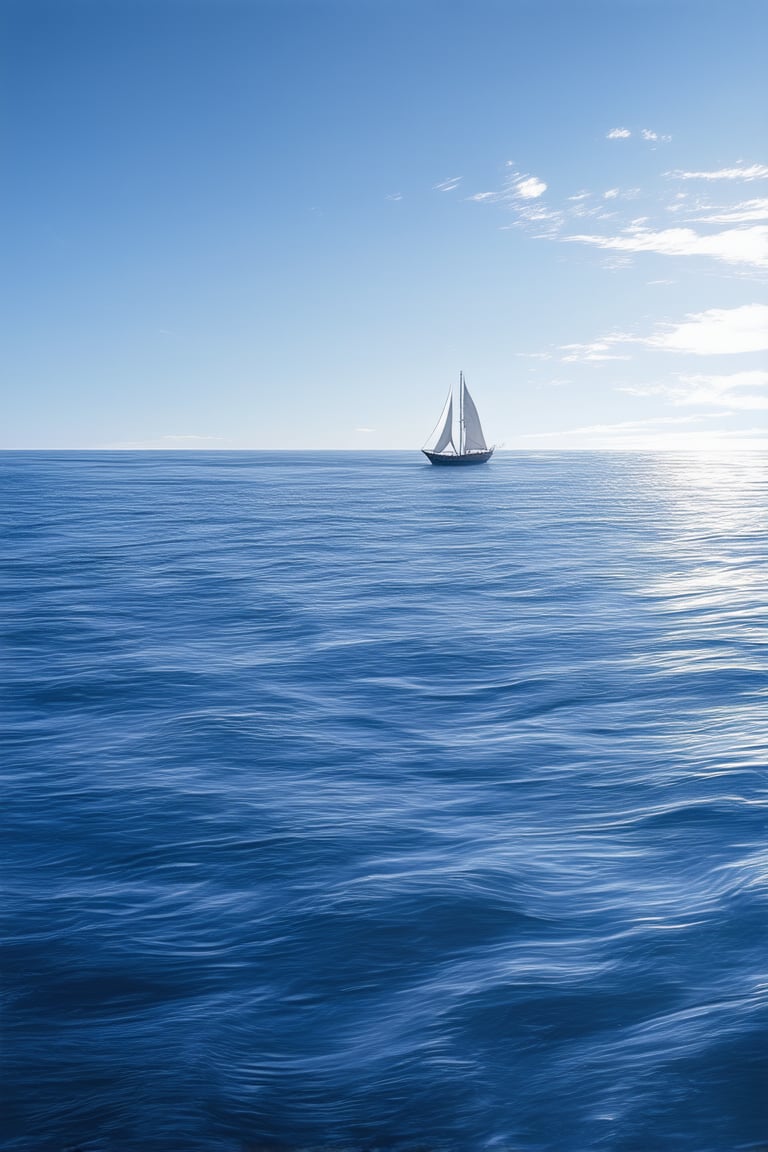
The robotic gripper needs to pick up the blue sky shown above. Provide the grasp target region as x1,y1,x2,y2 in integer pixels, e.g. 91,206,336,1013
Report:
2,0,766,449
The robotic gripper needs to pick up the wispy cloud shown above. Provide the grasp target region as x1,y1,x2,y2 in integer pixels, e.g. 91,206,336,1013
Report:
559,338,633,363
621,370,768,409
607,127,631,139
385,192,403,201
519,413,768,452
434,177,462,192
355,427,376,433
670,164,768,182
689,198,768,224
550,304,768,368
647,304,768,355
563,224,768,268
467,166,548,206
452,145,768,276
525,414,716,438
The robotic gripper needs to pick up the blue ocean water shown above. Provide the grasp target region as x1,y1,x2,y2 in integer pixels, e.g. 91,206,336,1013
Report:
1,450,767,1152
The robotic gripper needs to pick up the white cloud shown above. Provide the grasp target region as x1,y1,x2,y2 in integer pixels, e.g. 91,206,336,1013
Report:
674,371,768,408
520,419,767,451
162,434,224,441
549,305,768,370
527,414,714,437
560,338,632,362
466,169,547,207
515,176,547,199
622,370,768,409
670,164,768,182
563,224,768,268
692,198,768,224
385,192,403,201
456,151,765,277
607,127,631,139
641,129,658,141
434,177,462,192
648,304,768,355
355,427,376,433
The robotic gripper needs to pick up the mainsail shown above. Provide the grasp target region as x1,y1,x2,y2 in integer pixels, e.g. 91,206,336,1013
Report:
461,380,488,452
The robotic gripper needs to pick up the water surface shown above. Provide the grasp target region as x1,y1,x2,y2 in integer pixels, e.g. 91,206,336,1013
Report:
2,451,767,1151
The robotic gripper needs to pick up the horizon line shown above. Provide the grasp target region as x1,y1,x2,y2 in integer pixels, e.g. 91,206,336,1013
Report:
2,447,765,455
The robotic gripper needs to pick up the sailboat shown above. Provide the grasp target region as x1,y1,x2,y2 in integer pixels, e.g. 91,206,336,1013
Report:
422,372,494,465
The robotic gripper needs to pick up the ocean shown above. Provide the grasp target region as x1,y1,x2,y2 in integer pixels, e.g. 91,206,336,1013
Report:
2,450,766,1152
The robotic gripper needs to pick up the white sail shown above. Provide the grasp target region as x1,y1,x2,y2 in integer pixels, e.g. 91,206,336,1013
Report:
425,392,456,453
461,381,488,452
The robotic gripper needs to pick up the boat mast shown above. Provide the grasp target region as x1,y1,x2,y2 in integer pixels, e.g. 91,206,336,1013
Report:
459,371,464,455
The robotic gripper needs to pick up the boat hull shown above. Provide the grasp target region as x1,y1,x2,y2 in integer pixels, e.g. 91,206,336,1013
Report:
422,449,494,466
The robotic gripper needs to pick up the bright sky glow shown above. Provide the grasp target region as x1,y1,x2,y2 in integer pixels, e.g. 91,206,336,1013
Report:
1,0,766,450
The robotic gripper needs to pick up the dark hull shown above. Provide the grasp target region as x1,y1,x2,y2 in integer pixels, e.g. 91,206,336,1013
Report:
422,449,494,466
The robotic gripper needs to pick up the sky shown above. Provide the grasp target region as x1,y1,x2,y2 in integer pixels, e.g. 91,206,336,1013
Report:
2,0,766,450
